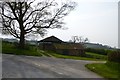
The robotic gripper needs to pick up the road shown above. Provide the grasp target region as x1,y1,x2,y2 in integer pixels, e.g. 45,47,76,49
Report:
2,54,105,78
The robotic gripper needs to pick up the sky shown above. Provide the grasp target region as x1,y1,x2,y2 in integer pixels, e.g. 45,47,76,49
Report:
46,0,119,48
0,0,119,48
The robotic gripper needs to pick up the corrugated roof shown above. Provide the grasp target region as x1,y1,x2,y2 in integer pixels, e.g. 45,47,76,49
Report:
39,36,63,43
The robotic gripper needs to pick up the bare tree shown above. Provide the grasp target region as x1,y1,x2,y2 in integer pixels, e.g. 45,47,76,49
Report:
78,36,89,44
71,36,89,44
0,0,76,48
71,36,78,43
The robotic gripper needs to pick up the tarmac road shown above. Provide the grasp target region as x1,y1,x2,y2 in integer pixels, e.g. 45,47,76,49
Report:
2,54,105,78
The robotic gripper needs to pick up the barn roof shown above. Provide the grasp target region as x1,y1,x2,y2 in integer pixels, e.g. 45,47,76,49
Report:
38,36,63,43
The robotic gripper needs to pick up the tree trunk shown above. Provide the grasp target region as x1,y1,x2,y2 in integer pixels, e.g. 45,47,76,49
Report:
19,19,25,49
19,31,25,49
18,3,26,49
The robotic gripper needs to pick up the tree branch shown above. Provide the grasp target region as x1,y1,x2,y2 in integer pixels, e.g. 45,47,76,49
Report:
23,2,53,22
6,2,19,21
1,13,16,20
22,1,35,17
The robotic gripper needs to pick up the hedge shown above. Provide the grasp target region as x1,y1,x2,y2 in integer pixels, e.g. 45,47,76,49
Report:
85,48,113,55
108,50,120,63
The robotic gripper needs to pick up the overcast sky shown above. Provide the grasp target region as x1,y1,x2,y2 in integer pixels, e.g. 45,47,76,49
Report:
0,0,119,48
46,0,119,48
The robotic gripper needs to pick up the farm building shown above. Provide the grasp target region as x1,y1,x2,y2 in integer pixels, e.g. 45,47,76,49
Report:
38,36,85,56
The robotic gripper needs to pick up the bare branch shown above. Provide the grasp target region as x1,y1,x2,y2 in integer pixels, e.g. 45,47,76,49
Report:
22,0,35,16
6,2,19,21
23,1,54,22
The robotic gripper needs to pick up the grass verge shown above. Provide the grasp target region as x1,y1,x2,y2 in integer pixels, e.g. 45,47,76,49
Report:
44,50,106,61
85,61,120,80
2,41,42,56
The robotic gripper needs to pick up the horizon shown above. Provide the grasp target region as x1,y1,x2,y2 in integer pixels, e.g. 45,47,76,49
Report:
0,36,116,48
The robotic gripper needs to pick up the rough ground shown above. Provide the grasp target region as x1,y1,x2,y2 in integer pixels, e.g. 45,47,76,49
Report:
2,54,105,78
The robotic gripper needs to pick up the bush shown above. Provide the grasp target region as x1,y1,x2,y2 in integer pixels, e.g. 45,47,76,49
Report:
108,50,120,63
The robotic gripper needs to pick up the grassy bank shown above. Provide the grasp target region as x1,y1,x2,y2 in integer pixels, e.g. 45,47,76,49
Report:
2,41,42,56
85,61,120,80
44,50,107,61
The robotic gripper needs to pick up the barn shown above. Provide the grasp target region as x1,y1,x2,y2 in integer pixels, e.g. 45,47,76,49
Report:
38,36,85,56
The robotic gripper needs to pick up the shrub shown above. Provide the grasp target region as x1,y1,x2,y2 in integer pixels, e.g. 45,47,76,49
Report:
108,50,120,63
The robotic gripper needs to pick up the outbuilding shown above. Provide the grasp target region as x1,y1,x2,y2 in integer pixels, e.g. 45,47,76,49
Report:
38,36,85,56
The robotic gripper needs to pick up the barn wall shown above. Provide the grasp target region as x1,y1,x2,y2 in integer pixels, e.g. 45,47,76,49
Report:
38,43,55,50
38,43,85,56
55,49,85,56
